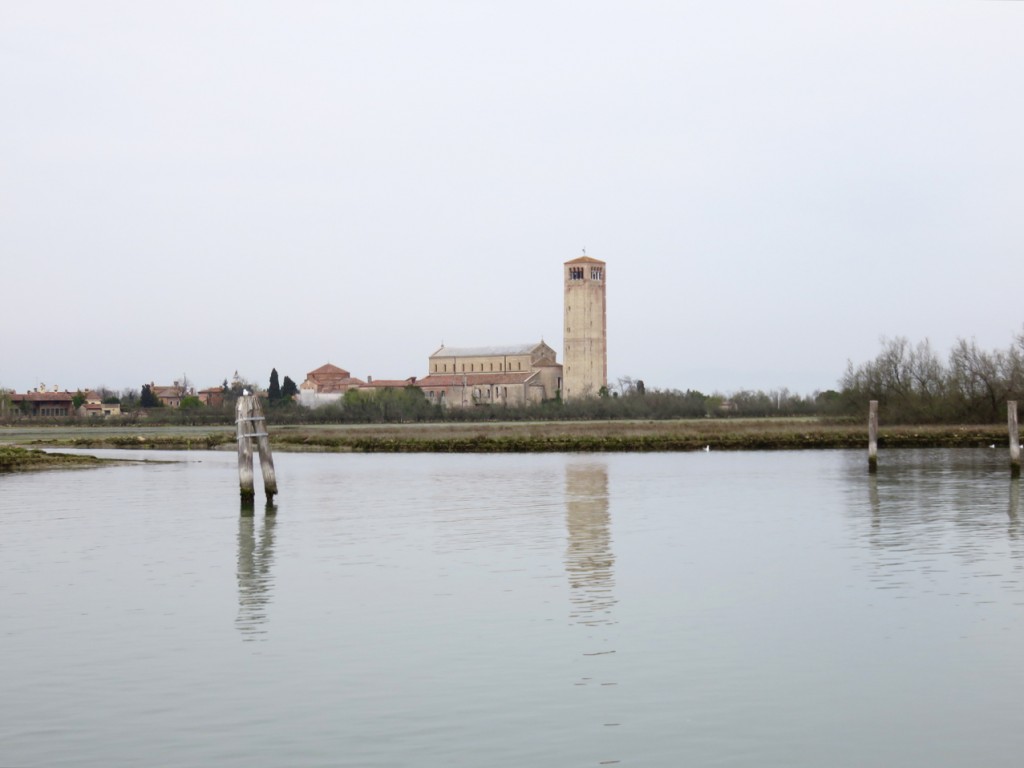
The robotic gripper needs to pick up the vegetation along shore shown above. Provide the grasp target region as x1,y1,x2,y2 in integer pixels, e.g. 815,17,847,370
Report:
0,420,1014,455
0,446,106,473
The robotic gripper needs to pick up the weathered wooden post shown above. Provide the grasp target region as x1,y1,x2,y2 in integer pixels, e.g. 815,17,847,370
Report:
868,400,878,474
237,396,255,506
254,398,277,502
236,394,277,507
1009,401,1020,478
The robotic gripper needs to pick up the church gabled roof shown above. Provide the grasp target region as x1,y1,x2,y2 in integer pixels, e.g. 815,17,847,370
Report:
564,255,605,265
307,363,351,378
430,342,547,358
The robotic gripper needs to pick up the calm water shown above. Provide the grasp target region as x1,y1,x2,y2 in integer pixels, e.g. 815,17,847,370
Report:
3,448,1024,767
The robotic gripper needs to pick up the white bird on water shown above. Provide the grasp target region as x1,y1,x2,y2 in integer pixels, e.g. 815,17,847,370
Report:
703,445,710,452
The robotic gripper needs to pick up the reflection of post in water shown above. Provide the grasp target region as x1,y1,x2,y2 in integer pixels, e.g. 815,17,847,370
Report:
1009,479,1020,540
869,473,880,537
1010,401,1021,478
236,510,277,640
565,462,616,626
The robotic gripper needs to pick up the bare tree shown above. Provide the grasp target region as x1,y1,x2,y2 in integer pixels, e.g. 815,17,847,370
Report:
949,338,1007,420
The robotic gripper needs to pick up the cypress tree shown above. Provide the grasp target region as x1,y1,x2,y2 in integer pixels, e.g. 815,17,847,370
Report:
140,384,161,408
281,376,298,401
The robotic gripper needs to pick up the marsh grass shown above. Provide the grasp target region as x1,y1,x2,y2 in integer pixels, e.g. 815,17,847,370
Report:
0,446,105,472
4,419,1010,453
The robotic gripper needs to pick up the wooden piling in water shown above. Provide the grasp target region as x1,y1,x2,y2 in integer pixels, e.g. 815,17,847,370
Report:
236,394,277,506
255,409,277,502
868,400,878,474
237,397,255,503
1009,401,1020,478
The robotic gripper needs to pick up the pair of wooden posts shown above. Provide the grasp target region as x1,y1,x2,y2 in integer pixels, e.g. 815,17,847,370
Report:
868,399,1022,477
236,394,277,505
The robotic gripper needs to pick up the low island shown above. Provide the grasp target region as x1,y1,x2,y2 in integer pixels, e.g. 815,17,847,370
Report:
0,419,1013,455
0,445,105,472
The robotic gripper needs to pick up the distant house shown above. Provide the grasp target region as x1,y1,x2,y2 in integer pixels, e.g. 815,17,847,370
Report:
77,391,121,418
415,342,563,407
150,381,193,408
298,363,366,407
197,388,225,408
10,386,75,417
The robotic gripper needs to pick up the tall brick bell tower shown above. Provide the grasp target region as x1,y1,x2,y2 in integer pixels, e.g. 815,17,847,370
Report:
563,255,607,401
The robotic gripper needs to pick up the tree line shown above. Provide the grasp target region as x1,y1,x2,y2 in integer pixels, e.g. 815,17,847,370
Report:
6,333,1023,426
838,333,1024,424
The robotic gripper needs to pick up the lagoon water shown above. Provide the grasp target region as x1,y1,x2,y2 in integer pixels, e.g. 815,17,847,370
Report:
3,448,1024,767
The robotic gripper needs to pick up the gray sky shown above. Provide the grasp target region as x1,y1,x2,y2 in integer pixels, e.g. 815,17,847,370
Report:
2,2,1021,396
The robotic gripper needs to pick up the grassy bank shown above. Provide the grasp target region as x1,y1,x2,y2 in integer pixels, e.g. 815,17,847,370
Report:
1,419,1013,453
0,446,106,472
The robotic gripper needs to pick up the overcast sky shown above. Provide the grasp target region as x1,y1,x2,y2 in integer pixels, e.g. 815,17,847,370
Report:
2,2,1021,396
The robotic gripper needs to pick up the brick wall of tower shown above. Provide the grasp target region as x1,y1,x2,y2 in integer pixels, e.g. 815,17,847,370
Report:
563,258,607,401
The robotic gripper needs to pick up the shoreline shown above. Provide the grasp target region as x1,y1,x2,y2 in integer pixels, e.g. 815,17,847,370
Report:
0,419,1014,454
0,446,108,473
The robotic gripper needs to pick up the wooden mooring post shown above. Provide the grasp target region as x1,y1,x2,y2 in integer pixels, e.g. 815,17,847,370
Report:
868,400,878,474
1009,401,1020,478
236,394,278,506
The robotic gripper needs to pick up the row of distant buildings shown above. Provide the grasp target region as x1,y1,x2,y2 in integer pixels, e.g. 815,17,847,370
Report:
2,381,226,418
6,256,610,417
4,387,123,418
298,340,563,408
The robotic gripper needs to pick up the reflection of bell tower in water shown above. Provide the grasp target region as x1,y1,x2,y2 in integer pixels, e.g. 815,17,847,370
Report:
565,462,616,626
563,255,607,401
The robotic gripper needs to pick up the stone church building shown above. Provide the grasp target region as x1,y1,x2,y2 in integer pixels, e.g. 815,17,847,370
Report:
297,363,366,407
415,342,563,407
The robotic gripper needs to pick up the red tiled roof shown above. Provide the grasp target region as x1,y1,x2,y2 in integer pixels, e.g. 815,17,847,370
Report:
10,392,74,402
416,372,536,387
307,377,366,393
307,363,351,378
361,379,417,388
565,255,605,264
